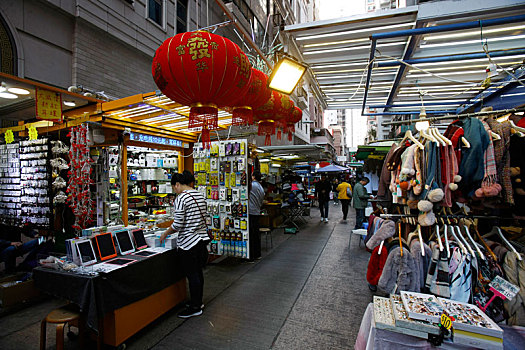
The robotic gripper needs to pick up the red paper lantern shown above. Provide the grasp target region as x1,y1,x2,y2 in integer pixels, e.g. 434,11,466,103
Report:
230,69,271,126
152,31,252,147
254,91,293,145
276,97,295,140
285,107,303,141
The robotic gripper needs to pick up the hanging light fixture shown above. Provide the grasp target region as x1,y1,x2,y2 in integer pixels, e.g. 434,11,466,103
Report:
268,55,307,95
415,90,430,131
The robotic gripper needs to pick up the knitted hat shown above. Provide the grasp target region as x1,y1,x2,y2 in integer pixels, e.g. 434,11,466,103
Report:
428,188,445,203
417,200,433,212
366,219,396,250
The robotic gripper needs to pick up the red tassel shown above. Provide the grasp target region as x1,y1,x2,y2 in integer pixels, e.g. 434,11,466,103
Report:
264,134,271,146
201,127,211,149
288,132,293,141
277,128,282,140
231,107,253,126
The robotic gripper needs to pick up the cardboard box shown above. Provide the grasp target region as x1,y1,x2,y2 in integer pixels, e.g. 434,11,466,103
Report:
0,273,41,308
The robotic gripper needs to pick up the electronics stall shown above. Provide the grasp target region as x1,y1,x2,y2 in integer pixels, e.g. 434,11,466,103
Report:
193,139,251,259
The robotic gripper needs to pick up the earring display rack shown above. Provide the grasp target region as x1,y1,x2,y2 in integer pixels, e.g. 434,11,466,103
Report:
0,143,21,226
193,139,250,259
19,138,52,227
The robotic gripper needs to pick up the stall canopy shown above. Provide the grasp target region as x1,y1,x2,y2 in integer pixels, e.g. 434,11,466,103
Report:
317,164,349,172
285,1,525,115
355,141,396,160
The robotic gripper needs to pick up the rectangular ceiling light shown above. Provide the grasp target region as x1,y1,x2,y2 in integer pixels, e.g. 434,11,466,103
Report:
420,34,525,49
424,24,525,41
296,22,416,41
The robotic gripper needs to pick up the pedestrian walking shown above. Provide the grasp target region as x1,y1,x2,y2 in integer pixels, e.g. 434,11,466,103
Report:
315,174,331,222
352,177,370,230
336,179,352,221
332,178,339,205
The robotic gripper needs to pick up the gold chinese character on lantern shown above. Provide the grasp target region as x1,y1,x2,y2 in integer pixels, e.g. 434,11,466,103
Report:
210,42,218,50
233,55,250,79
187,37,211,60
196,61,209,72
176,45,185,55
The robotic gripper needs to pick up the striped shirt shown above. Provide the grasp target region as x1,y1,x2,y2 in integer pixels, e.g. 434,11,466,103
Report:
248,181,265,215
171,189,209,250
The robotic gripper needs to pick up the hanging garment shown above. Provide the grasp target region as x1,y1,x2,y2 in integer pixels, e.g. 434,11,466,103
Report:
473,254,506,323
503,251,525,326
444,123,465,164
420,142,440,200
366,219,395,251
413,146,424,196
408,237,432,292
440,145,459,207
425,241,451,298
510,134,525,217
473,121,500,198
487,117,513,205
378,246,420,294
366,244,388,287
449,249,473,303
364,216,384,251
456,117,490,198
377,144,398,201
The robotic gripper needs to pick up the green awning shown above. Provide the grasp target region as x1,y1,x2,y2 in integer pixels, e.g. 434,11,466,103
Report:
355,145,392,160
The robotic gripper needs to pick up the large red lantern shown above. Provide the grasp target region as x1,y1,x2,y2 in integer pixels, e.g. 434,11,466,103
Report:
152,31,252,148
285,107,303,141
230,69,271,126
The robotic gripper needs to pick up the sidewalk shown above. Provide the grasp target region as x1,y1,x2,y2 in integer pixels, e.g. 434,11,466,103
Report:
0,204,373,349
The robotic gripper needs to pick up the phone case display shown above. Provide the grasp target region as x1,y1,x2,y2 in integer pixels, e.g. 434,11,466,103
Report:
19,139,52,227
400,291,444,323
438,298,503,338
194,140,249,259
390,295,440,335
67,125,94,230
0,143,21,225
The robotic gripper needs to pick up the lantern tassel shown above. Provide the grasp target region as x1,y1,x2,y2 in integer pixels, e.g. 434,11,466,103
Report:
276,128,282,140
288,132,293,142
201,127,211,149
264,134,271,146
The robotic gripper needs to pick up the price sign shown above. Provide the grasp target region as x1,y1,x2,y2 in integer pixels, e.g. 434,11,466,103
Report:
28,126,38,140
4,129,14,144
490,275,520,300
440,313,453,330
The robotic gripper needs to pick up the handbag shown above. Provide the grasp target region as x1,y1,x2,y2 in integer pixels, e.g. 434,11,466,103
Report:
185,191,213,241
346,186,352,198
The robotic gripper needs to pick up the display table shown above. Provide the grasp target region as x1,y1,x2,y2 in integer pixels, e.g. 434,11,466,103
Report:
33,249,186,347
263,202,283,228
355,303,525,350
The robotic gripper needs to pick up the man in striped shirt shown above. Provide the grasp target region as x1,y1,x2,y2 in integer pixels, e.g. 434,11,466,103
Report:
160,170,209,318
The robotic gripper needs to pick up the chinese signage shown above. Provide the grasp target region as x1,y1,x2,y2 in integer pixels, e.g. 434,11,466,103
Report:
36,88,62,122
4,129,14,144
129,132,183,147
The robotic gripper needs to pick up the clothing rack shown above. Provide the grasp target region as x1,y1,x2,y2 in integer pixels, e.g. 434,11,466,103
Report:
379,213,501,220
381,107,525,126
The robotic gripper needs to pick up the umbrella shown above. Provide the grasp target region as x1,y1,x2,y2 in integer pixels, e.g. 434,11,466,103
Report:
316,164,349,172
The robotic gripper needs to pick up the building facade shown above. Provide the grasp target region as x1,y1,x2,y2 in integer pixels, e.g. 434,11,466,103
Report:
0,0,323,146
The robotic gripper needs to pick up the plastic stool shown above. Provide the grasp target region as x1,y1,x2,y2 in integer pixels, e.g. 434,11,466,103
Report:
260,228,273,249
40,304,83,350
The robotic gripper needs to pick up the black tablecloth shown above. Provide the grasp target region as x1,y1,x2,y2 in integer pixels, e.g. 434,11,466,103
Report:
33,249,184,332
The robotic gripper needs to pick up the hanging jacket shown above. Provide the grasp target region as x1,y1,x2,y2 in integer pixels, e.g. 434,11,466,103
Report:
365,219,395,251
378,246,420,294
408,237,432,292
503,251,525,326
449,248,473,303
420,142,440,200
425,241,451,298
377,144,397,201
456,117,490,198
487,117,513,205
366,244,388,286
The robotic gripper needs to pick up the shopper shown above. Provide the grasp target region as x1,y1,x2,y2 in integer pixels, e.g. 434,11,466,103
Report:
249,170,265,261
315,174,331,222
0,227,47,274
336,179,352,221
353,177,370,230
160,170,209,319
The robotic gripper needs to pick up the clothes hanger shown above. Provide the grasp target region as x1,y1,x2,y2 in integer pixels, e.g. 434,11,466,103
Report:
461,220,485,260
455,225,476,256
440,208,451,257
472,224,498,261
417,224,425,257
400,130,425,149
429,128,446,146
432,128,452,146
490,130,501,141
420,129,438,144
398,221,403,257
461,136,471,148
446,221,468,255
496,227,523,261
435,223,444,252
378,240,385,255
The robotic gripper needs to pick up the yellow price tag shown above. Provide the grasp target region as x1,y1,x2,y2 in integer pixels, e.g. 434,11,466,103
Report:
440,313,453,330
109,178,116,184
4,129,14,144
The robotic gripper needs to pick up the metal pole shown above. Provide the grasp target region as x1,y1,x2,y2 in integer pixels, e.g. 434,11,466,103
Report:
213,0,273,70
380,107,525,126
372,14,525,40
377,48,525,67
361,40,377,114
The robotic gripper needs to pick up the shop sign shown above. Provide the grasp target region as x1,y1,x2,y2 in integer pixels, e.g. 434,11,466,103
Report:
129,132,183,147
28,126,38,140
35,88,63,122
